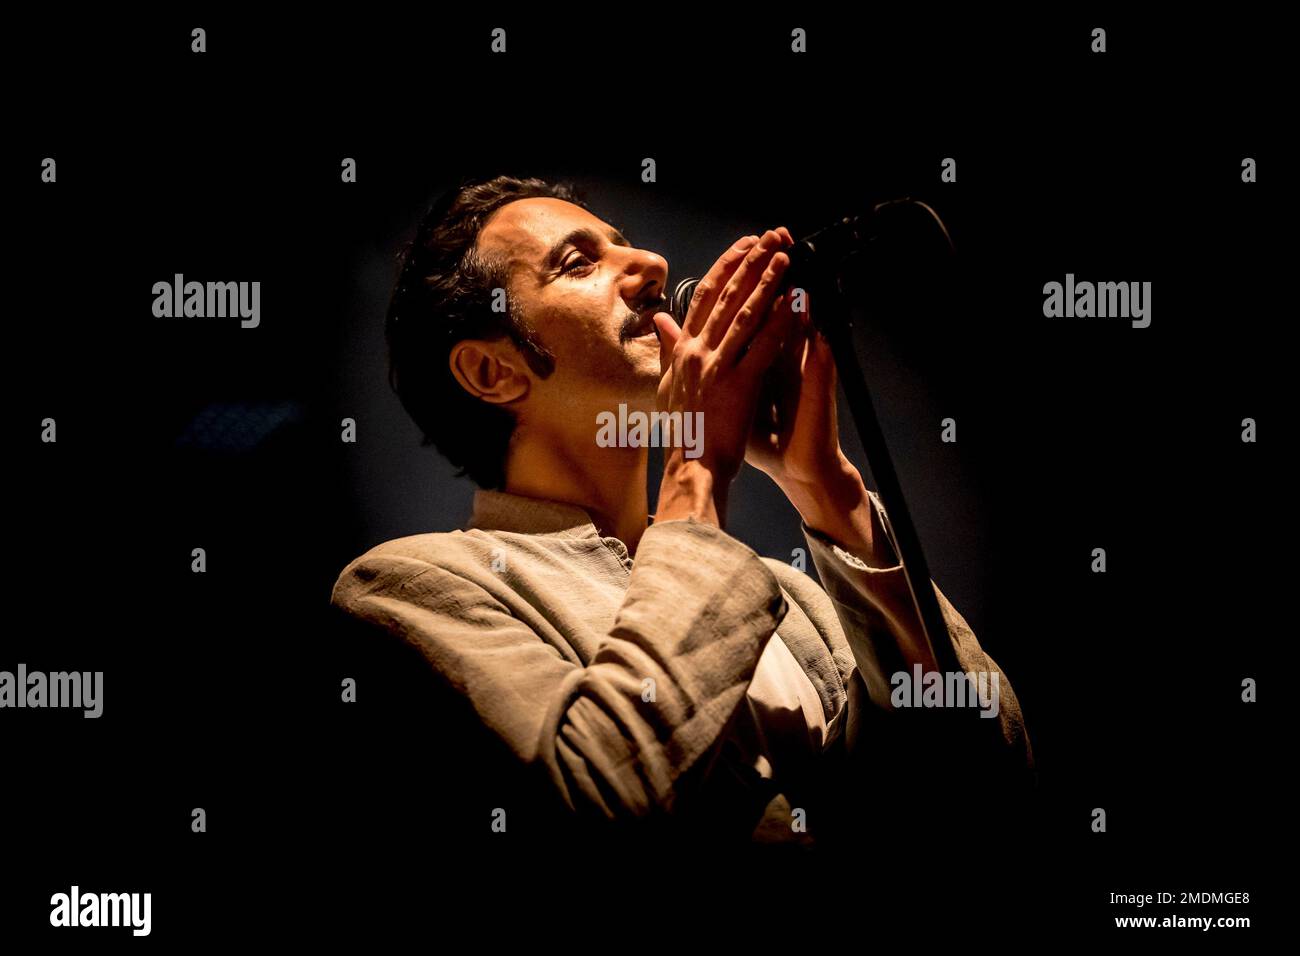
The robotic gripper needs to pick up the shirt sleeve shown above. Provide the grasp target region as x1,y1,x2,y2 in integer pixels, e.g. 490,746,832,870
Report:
802,491,1034,770
330,516,789,829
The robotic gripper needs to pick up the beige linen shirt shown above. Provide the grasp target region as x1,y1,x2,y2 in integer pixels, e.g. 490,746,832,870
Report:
330,487,1031,845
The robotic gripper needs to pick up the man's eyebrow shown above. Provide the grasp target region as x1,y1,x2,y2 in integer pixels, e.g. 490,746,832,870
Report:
539,226,630,273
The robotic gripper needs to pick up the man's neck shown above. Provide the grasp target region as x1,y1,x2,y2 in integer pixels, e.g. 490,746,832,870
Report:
503,427,651,556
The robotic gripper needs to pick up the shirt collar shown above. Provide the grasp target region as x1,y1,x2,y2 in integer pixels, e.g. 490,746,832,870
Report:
466,488,602,539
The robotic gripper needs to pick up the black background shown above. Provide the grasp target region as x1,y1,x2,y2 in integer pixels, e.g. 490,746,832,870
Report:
6,9,1284,944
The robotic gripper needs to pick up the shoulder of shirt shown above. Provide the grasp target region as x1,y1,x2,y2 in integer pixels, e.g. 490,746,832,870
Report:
329,527,513,609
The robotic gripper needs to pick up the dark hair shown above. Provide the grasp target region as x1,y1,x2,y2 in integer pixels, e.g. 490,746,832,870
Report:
386,175,586,489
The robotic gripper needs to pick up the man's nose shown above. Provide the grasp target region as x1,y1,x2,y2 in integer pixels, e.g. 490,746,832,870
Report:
618,246,669,303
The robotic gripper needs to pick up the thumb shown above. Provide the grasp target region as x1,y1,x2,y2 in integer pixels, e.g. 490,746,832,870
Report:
653,311,682,371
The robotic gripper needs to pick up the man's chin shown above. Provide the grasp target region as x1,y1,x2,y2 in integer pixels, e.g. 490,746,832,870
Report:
621,366,661,412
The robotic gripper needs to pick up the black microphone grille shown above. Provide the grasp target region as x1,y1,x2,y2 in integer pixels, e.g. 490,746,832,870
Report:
670,276,699,324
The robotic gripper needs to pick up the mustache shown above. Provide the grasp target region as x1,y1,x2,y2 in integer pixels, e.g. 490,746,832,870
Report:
619,294,670,344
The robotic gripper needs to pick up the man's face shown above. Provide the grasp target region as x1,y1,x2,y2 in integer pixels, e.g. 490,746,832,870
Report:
475,197,670,420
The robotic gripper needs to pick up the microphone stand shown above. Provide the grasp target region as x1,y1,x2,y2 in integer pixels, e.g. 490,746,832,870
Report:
789,200,964,681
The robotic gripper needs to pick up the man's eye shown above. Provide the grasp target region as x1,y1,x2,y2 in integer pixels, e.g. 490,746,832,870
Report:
561,254,593,275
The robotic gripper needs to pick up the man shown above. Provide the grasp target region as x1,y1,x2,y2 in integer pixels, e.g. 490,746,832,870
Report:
331,175,1032,853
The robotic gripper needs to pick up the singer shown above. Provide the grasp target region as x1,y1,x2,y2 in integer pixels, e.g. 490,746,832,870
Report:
330,174,1033,851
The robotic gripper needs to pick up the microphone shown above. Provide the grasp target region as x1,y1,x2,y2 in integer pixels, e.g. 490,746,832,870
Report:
666,198,954,327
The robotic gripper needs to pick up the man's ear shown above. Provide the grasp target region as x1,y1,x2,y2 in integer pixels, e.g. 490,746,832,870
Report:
448,338,531,405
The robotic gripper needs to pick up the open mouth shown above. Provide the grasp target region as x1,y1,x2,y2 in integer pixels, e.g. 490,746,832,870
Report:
630,316,659,338
624,297,669,341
